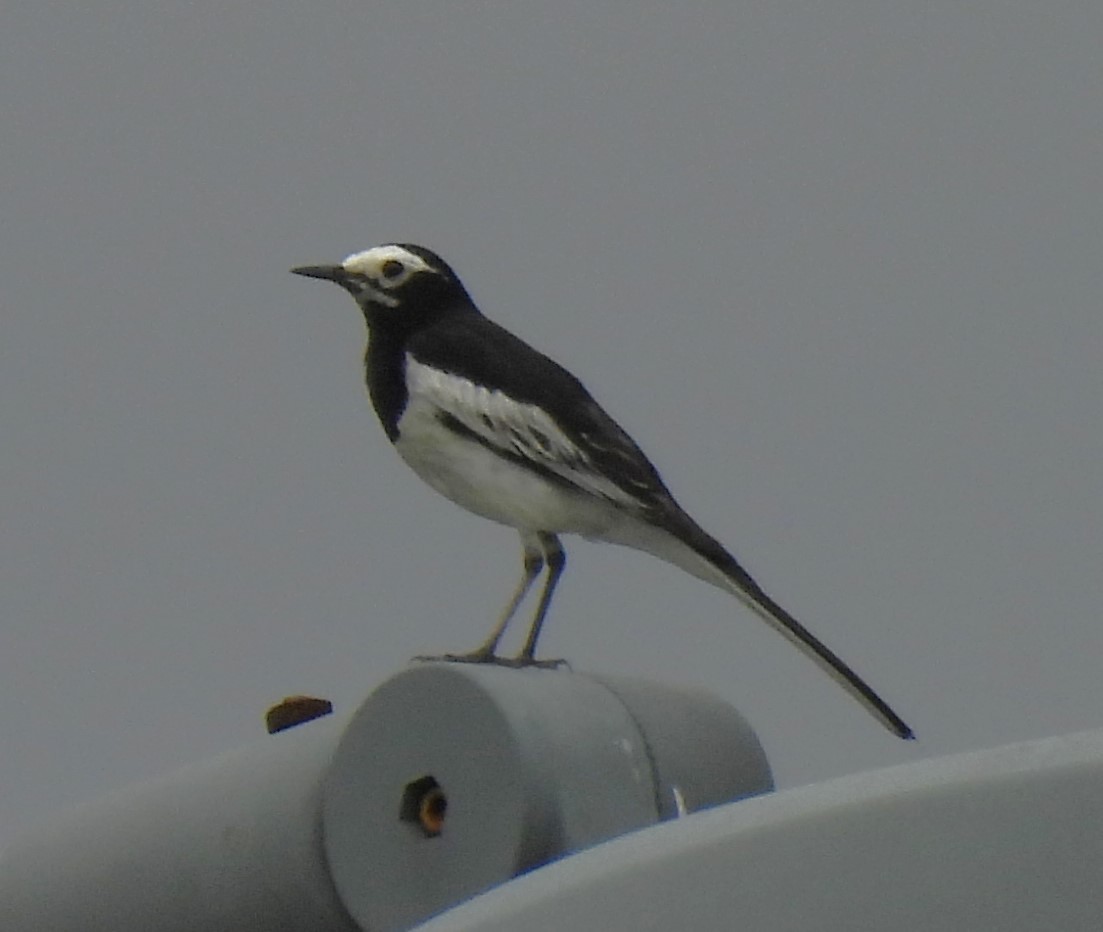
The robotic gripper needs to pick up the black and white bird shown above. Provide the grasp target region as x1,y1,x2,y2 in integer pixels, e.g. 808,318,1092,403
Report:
292,244,913,739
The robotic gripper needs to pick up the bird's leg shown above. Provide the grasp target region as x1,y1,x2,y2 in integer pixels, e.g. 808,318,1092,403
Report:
516,533,567,668
416,537,544,664
465,545,544,660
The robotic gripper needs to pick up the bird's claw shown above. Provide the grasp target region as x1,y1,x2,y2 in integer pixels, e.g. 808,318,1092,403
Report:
412,651,570,670
518,656,571,670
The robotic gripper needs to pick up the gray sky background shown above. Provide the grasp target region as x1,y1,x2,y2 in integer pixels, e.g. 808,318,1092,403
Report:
1,3,1100,842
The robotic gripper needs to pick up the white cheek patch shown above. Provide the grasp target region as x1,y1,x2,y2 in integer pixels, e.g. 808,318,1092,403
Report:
351,280,399,308
405,358,640,508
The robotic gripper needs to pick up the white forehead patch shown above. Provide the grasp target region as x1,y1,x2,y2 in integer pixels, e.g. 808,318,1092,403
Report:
340,244,434,282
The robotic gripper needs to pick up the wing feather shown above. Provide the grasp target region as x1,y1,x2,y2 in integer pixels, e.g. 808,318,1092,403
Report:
405,358,648,509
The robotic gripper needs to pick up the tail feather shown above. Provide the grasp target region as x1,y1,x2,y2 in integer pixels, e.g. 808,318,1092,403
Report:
609,508,915,739
717,559,915,740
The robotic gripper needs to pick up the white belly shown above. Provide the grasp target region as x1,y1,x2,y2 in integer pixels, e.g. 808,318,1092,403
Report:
394,399,619,535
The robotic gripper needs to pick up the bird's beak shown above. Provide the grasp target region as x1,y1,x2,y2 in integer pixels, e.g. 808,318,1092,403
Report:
290,264,347,283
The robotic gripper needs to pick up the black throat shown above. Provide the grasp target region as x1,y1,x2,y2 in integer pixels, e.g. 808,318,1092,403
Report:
363,327,410,441
359,280,480,441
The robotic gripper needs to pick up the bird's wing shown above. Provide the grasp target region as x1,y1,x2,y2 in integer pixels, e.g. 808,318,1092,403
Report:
404,354,662,511
402,312,682,512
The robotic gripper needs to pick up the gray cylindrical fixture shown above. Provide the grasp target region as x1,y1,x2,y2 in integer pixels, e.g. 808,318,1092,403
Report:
0,664,771,931
323,664,772,930
0,709,356,932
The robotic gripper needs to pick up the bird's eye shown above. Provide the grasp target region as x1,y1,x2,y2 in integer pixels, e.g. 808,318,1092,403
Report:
381,259,405,280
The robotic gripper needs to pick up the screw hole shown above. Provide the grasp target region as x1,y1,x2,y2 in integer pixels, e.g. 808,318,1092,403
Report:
400,775,447,837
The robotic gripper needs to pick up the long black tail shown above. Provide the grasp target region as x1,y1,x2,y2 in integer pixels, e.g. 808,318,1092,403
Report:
642,509,915,739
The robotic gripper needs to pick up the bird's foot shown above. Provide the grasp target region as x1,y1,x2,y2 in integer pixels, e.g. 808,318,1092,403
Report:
513,655,571,670
413,648,498,665
412,650,569,670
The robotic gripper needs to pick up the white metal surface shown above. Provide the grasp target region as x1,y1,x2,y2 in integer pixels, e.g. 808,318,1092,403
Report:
419,728,1103,931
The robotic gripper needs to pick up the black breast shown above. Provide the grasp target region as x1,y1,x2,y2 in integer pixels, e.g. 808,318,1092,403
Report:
364,331,409,441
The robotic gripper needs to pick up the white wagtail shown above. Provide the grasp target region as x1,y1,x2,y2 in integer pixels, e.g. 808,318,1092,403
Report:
292,244,913,739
